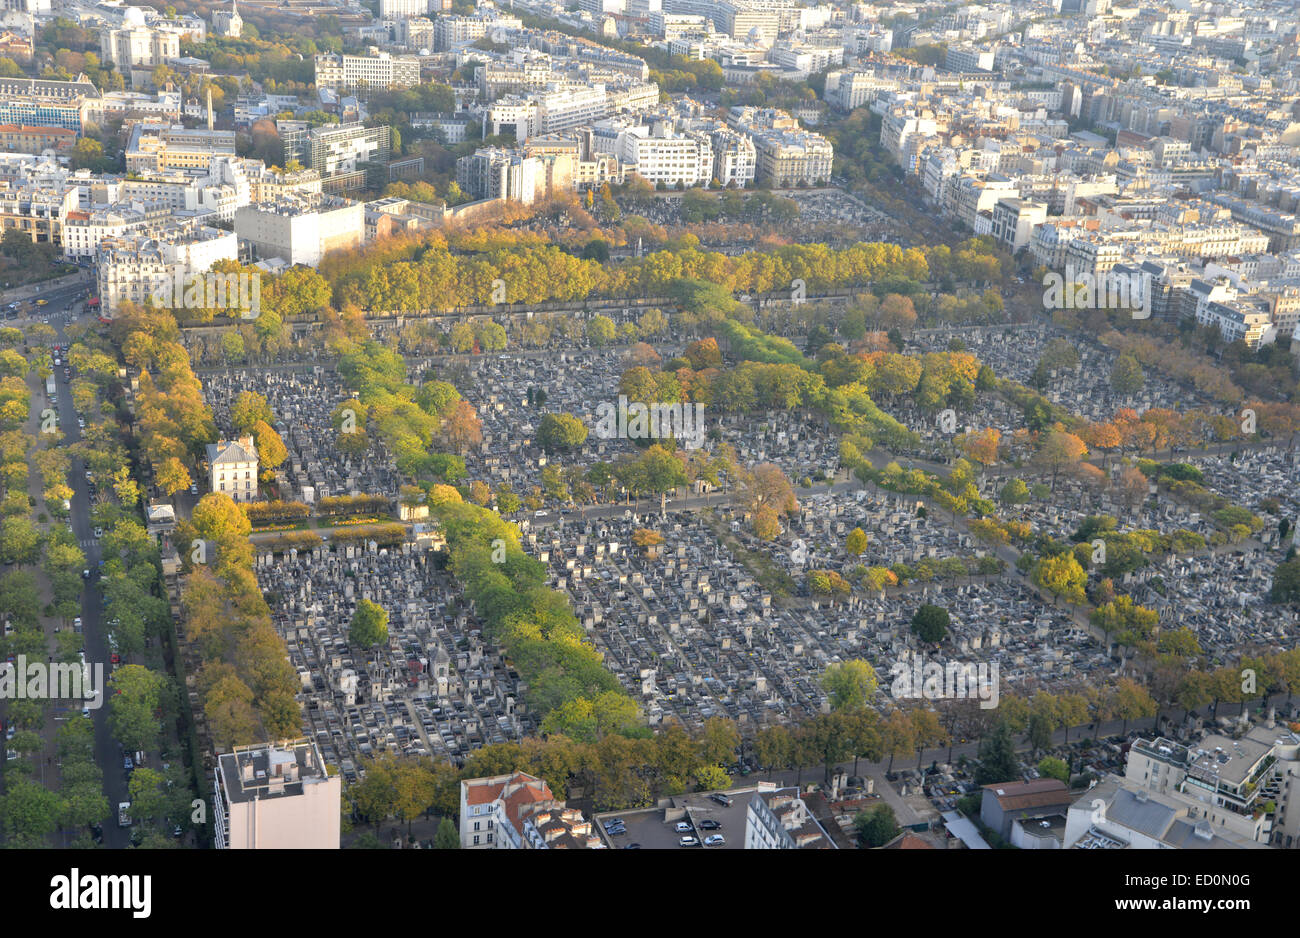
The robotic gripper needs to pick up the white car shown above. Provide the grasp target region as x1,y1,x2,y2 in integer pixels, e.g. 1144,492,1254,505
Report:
704,834,725,847
93,527,102,539
674,821,692,833
678,836,700,847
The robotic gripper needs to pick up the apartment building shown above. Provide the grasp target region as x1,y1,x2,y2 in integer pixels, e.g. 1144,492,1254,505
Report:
728,107,833,187
1066,776,1261,849
880,114,938,170
618,123,714,188
824,70,892,111
234,194,364,267
61,200,171,258
945,44,996,72
96,223,238,313
745,787,838,848
991,197,1048,253
459,771,557,848
0,179,79,245
1125,725,1300,846
948,174,1019,230
523,135,624,193
455,146,540,204
213,740,340,849
313,49,420,92
536,85,615,136
1063,234,1129,276
440,14,489,48
379,0,433,17
280,121,392,177
1196,298,1274,348
650,12,711,40
0,75,100,131
710,127,755,187
0,125,76,154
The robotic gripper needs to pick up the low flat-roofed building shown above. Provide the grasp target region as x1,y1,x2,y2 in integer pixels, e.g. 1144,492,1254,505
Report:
1065,776,1267,849
980,778,1072,840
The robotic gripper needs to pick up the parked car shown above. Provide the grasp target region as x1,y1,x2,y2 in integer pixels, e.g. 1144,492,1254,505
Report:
123,755,133,771
674,821,692,833
678,836,700,847
709,793,733,807
699,819,722,830
704,835,726,847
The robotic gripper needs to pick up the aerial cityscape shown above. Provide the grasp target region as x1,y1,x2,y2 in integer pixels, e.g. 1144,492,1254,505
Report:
0,0,1296,896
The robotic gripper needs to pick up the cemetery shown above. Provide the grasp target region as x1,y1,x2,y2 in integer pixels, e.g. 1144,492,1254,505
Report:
194,337,1299,773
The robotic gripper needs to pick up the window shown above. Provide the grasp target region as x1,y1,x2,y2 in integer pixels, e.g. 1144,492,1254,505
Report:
474,821,480,831
473,835,479,845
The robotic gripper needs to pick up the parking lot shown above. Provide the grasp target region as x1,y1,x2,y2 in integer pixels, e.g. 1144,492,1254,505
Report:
595,790,754,850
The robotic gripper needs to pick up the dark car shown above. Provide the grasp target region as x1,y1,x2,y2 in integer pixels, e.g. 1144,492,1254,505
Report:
625,843,641,849
699,819,722,830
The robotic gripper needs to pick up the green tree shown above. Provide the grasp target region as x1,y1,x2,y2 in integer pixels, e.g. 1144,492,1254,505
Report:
0,778,65,846
820,659,878,711
106,665,166,754
854,803,899,848
585,315,616,347
349,598,389,649
1110,353,1145,396
433,816,460,849
230,391,274,433
536,412,589,453
911,604,950,643
1033,552,1087,605
975,719,1019,785
1037,756,1069,784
